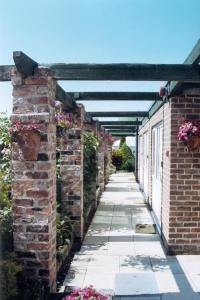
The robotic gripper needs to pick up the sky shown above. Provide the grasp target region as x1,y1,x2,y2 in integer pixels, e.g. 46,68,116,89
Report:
0,0,199,121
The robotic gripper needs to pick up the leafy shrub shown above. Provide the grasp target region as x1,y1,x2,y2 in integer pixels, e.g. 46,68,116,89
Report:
83,133,98,219
56,213,74,248
119,136,126,148
17,271,48,300
0,207,13,255
0,253,21,300
112,149,123,170
122,159,135,172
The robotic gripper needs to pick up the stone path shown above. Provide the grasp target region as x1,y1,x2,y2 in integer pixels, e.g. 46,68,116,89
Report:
60,173,200,299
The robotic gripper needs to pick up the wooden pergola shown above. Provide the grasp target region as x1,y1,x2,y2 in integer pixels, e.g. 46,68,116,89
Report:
0,39,200,178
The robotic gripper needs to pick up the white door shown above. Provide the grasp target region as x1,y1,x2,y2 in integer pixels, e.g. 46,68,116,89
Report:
143,132,149,198
152,123,163,226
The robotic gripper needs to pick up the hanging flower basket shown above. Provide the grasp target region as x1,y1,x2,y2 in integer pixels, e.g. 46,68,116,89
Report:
187,135,200,151
15,129,41,160
177,120,200,151
9,120,41,160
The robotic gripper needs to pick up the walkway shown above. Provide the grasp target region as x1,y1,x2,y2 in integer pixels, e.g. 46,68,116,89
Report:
61,173,200,300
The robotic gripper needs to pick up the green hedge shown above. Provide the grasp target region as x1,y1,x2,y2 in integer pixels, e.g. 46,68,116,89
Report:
112,138,135,172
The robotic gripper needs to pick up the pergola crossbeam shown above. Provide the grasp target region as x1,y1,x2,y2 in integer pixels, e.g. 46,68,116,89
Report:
13,51,38,77
89,111,148,118
56,84,76,109
0,65,13,81
100,121,142,126
170,39,200,94
48,63,200,81
69,92,161,101
103,125,137,130
111,133,136,136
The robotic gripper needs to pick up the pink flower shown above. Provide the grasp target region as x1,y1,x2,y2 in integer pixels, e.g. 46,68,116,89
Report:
65,286,109,300
177,120,200,144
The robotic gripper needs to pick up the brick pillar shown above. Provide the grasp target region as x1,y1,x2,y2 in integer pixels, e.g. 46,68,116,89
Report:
11,67,57,292
163,89,200,254
60,104,84,240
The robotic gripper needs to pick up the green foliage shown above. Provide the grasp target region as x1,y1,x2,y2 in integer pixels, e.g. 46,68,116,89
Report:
0,207,13,255
83,132,98,219
112,149,123,170
17,272,48,300
56,213,74,248
122,159,135,172
0,113,11,210
0,253,22,300
119,136,126,148
120,143,135,172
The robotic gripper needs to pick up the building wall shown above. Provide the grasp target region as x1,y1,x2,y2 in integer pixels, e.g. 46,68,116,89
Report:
139,90,200,254
168,91,200,254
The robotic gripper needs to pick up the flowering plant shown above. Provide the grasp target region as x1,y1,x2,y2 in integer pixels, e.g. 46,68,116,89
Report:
55,112,73,128
8,120,39,135
99,131,114,144
65,286,109,300
177,120,200,143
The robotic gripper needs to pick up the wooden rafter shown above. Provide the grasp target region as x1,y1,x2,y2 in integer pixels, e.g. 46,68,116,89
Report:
89,111,148,118
110,133,136,136
170,39,200,95
99,121,142,126
56,84,76,110
48,63,200,81
0,65,13,81
103,125,137,130
13,51,38,77
69,92,161,101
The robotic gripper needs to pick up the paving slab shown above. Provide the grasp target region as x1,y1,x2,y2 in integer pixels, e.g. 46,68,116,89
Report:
115,272,159,295
61,173,200,298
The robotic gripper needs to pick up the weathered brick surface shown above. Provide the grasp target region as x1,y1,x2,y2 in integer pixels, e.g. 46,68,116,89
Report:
11,68,57,292
138,90,200,254
60,105,84,239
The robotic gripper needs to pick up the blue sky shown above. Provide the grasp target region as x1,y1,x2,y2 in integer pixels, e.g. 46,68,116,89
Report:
0,0,200,115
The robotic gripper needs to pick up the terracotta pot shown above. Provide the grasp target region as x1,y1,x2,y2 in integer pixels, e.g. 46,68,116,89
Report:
187,135,200,151
16,130,41,160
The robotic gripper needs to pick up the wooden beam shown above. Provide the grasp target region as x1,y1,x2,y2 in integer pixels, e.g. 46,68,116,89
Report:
170,39,200,95
56,84,76,110
69,92,161,101
111,133,136,136
88,111,148,118
103,125,137,130
13,51,38,77
48,63,200,81
0,65,13,81
100,121,142,126
107,128,135,132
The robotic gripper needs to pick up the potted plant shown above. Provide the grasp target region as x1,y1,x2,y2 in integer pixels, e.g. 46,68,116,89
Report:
9,120,41,160
55,112,74,137
177,120,200,150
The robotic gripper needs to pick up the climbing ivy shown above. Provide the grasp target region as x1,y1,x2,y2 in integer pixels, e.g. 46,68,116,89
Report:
83,132,98,220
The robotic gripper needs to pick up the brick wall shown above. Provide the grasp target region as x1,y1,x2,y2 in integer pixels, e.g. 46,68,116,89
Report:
138,89,200,254
11,67,57,292
168,90,200,254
